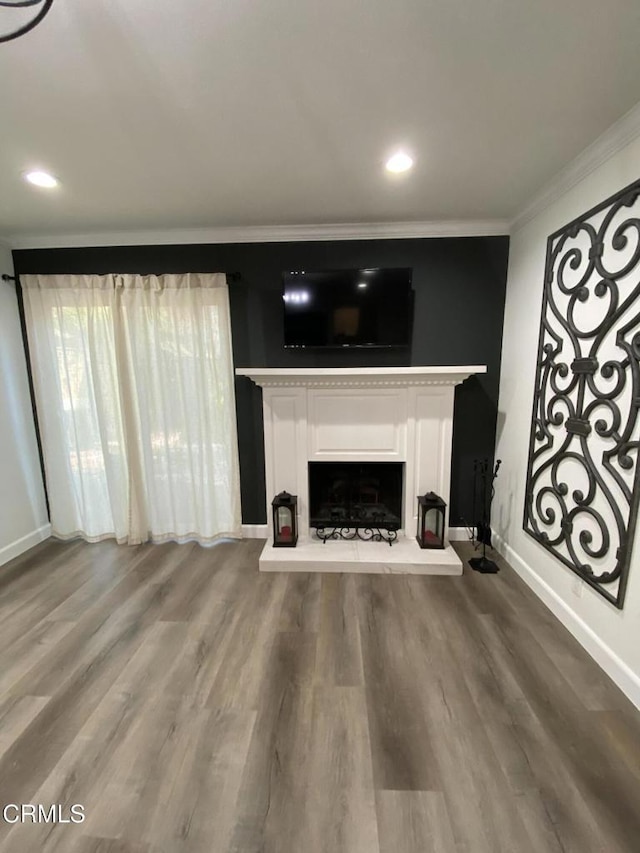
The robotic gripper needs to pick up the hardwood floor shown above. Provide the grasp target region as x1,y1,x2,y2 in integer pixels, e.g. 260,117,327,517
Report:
0,537,639,852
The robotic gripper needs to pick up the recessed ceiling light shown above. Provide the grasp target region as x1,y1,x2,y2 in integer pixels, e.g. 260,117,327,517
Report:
385,151,413,174
357,282,367,289
24,170,59,189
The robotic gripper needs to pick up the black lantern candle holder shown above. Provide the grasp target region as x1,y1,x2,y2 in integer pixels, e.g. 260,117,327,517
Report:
272,491,298,547
416,491,446,549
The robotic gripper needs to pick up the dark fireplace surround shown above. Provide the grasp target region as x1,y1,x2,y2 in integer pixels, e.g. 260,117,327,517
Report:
308,462,404,532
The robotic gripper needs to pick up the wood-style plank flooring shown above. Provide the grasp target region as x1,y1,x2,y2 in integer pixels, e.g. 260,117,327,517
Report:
0,537,639,852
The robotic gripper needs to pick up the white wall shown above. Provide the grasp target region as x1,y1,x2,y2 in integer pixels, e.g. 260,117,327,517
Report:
494,133,640,709
0,245,49,565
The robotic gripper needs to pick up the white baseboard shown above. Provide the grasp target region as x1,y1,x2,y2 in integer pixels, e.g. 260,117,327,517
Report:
242,524,470,542
241,524,269,538
447,526,472,542
0,523,52,568
493,533,640,711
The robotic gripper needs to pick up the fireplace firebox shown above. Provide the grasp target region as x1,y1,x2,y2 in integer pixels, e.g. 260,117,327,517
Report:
309,462,403,544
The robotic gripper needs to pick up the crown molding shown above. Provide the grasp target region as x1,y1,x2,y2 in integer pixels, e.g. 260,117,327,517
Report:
511,100,640,233
6,219,509,251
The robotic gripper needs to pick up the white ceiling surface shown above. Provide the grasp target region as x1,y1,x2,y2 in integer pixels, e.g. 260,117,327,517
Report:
1,0,640,240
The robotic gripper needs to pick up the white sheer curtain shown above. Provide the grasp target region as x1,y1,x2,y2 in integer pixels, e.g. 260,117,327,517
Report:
22,273,242,545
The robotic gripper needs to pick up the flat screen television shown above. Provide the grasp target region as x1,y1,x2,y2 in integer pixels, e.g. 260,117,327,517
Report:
283,267,413,348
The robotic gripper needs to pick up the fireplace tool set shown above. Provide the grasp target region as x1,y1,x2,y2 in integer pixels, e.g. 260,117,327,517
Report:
468,457,501,573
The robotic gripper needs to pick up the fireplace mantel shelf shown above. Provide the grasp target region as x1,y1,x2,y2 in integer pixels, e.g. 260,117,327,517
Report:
236,365,486,388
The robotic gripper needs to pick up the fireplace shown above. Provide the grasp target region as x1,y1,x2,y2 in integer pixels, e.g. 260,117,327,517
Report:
309,462,403,542
236,366,486,573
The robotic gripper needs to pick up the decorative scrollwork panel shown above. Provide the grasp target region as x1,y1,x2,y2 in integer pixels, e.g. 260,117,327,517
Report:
524,178,640,608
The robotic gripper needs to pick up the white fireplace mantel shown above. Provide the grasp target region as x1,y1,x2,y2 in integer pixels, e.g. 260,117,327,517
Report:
236,365,487,573
236,366,485,388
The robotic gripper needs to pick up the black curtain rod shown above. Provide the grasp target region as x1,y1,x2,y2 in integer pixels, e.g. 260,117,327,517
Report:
3,272,241,282
143,272,242,281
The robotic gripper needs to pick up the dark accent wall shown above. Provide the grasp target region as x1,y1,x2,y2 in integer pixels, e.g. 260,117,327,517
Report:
14,236,509,527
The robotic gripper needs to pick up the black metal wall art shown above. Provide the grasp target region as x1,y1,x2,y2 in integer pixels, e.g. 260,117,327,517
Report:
524,178,640,608
0,0,54,44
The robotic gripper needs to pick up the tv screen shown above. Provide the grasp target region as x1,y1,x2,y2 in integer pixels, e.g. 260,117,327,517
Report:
283,268,413,348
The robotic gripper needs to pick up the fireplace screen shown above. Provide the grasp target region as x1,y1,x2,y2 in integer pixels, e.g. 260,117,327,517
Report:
308,462,403,538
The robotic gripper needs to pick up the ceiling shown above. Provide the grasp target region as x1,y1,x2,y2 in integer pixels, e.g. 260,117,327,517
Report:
1,0,640,241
